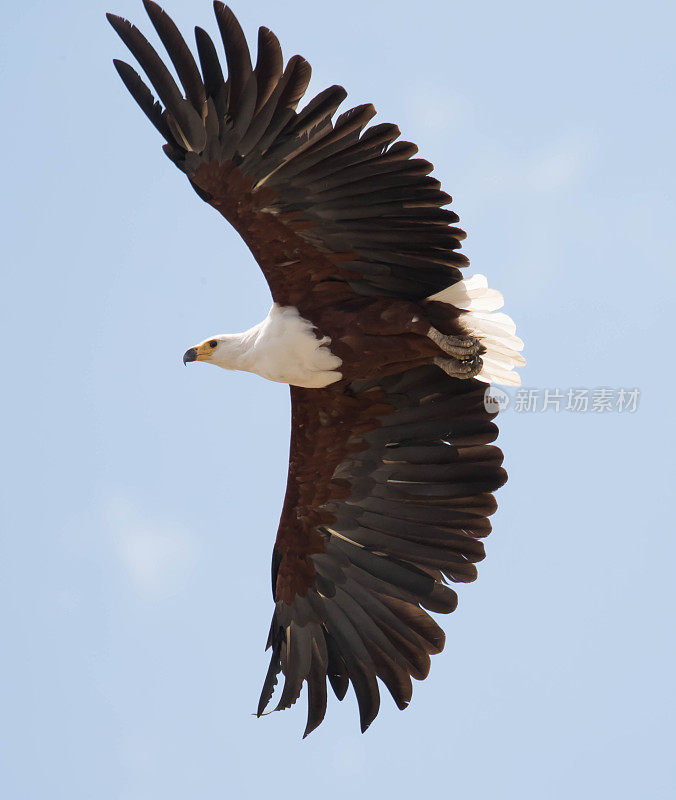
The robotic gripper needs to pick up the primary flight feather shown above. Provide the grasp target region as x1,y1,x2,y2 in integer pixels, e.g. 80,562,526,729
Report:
108,0,524,736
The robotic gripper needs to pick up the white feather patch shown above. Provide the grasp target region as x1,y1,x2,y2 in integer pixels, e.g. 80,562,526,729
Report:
427,273,504,312
428,274,525,386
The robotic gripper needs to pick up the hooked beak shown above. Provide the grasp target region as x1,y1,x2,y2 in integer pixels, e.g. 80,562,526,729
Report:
183,341,216,365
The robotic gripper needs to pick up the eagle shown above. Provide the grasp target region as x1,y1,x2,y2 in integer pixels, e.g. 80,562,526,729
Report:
108,1,524,736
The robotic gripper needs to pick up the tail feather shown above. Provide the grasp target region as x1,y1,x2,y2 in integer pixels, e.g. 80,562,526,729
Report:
428,274,525,387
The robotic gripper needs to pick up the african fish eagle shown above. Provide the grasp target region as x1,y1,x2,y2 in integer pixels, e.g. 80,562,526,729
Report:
108,1,525,736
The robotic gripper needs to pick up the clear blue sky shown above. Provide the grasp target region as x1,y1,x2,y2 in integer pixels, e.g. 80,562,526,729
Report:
2,1,674,798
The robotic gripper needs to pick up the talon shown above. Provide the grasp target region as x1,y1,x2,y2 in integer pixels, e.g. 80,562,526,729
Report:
433,355,483,380
428,328,482,359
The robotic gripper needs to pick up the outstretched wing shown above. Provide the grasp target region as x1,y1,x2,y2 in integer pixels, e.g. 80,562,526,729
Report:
108,1,468,310
261,369,506,735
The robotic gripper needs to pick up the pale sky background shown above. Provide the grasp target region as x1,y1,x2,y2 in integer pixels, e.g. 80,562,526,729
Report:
1,1,675,798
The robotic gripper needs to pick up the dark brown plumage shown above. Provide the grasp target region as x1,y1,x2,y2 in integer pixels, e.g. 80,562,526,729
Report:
108,1,512,736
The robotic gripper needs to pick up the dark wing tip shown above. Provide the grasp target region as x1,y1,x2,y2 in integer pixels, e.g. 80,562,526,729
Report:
359,701,378,734
106,11,126,30
257,640,282,717
213,2,236,26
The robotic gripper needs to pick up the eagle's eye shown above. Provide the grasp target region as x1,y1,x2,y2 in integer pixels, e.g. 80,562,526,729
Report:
209,340,218,348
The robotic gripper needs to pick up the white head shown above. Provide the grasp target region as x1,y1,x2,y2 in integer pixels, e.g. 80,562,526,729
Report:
182,334,250,371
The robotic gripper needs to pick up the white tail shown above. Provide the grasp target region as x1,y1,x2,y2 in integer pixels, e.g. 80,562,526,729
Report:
428,274,525,386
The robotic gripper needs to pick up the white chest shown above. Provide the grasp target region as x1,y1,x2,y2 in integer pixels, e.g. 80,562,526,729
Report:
240,304,342,388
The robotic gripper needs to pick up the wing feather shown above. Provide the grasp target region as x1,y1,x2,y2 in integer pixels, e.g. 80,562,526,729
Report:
253,27,283,112
143,0,206,114
112,59,175,143
213,2,252,120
